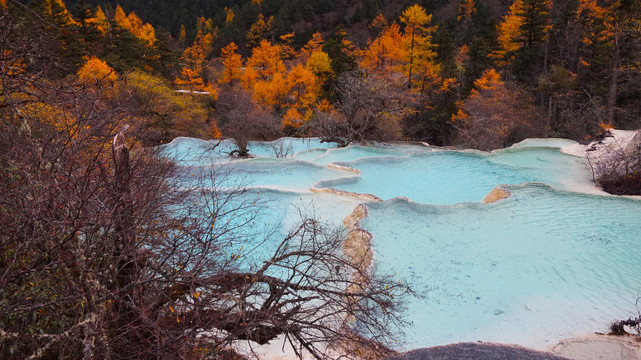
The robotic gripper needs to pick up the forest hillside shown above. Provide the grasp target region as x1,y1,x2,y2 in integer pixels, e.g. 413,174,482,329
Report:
5,0,641,150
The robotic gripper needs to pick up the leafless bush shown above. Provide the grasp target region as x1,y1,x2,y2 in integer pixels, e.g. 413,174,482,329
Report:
215,87,282,157
452,81,546,151
586,131,641,195
610,298,641,335
310,72,416,146
0,17,410,358
269,138,295,158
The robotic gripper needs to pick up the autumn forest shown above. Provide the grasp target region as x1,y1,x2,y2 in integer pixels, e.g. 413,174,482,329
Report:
4,0,641,150
1,0,641,358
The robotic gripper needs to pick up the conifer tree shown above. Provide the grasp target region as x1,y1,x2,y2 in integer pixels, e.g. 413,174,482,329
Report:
361,17,404,76
400,4,439,91
41,0,78,27
113,5,157,47
492,0,551,79
178,24,187,46
246,14,274,48
579,0,641,126
220,42,243,84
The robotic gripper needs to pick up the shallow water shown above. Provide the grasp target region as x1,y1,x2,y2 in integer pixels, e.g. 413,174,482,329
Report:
161,137,641,350
364,184,641,348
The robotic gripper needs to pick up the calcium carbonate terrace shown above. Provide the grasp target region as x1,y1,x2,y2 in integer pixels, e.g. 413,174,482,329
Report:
160,137,641,351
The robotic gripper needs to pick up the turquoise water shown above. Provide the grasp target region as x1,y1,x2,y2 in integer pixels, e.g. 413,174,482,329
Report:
364,185,641,348
179,160,349,192
162,137,641,350
326,148,592,204
159,137,336,165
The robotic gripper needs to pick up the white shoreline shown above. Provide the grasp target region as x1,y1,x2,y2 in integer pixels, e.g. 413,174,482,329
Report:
561,129,641,200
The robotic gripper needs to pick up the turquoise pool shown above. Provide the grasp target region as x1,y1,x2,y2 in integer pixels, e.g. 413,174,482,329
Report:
160,137,641,350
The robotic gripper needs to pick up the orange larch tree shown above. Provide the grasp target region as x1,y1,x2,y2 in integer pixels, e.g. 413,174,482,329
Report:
297,32,325,64
41,0,79,27
114,5,156,47
246,13,274,48
491,0,551,77
175,21,218,98
84,5,108,35
77,56,117,84
399,4,438,90
243,39,285,82
225,7,235,26
361,20,404,76
279,33,297,60
282,64,321,129
219,42,243,85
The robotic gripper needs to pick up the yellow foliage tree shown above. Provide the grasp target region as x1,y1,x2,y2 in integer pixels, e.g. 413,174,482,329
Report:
23,101,76,134
42,0,79,26
243,39,285,82
282,107,305,129
220,42,243,84
114,4,128,27
399,4,438,89
281,62,325,130
490,0,525,68
252,73,288,106
225,7,235,25
196,16,215,34
178,24,187,45
279,33,297,60
473,68,503,91
361,21,404,75
306,50,333,83
123,70,211,140
298,32,325,63
490,0,551,70
77,56,117,84
84,6,109,34
286,64,318,106
175,27,217,98
246,14,274,48
370,13,388,34
114,5,156,47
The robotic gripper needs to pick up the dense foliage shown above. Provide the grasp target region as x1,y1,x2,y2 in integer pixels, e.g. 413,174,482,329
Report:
8,0,641,148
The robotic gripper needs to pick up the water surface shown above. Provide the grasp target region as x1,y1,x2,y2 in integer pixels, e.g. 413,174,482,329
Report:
161,137,641,350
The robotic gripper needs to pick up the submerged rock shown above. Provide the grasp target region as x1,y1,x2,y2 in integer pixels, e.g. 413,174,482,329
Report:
482,187,511,203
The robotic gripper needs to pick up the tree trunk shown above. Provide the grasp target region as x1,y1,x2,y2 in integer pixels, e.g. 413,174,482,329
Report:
407,28,415,89
607,29,620,125
547,95,553,135
112,126,136,291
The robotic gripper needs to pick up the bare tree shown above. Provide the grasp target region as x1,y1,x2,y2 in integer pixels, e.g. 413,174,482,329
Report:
269,138,295,158
311,72,416,146
452,79,546,151
585,130,641,195
216,87,282,158
0,8,410,359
